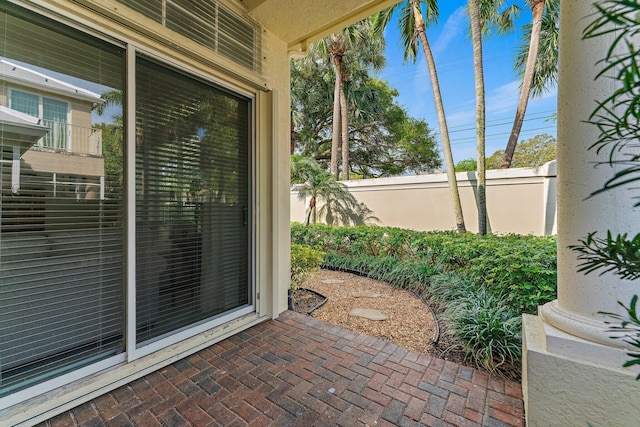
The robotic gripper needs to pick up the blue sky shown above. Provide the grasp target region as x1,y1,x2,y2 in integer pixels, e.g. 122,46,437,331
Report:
375,1,557,164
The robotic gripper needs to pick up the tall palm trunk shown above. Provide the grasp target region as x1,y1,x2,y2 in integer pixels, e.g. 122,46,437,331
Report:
330,47,343,178
469,0,487,235
339,77,350,180
502,0,545,168
412,0,466,233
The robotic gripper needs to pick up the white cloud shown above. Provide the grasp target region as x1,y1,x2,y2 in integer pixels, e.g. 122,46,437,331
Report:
447,108,475,128
486,80,521,115
432,7,468,56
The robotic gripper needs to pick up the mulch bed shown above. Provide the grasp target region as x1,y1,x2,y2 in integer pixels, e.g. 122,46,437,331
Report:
292,269,469,367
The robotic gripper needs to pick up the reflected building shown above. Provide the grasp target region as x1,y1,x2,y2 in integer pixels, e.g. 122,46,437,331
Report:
0,58,105,200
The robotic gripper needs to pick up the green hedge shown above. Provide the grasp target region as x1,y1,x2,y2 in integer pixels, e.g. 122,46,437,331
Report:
292,223,557,314
291,223,557,376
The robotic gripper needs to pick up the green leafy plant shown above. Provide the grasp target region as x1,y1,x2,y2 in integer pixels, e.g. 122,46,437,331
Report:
443,288,522,375
427,273,476,310
293,223,557,314
583,1,640,200
601,296,640,379
290,243,325,290
571,231,640,280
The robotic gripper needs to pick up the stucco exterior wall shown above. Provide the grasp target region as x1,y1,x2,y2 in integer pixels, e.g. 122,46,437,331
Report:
291,161,557,235
259,30,291,317
523,314,640,426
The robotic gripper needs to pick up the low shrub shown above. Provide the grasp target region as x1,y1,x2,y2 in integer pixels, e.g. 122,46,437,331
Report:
427,272,476,310
292,222,557,315
443,289,522,375
290,243,324,290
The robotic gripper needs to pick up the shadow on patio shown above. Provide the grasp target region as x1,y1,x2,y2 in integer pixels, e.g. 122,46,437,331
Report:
39,312,524,427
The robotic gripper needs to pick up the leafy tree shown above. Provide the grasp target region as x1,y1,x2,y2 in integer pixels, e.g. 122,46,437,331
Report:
487,133,556,169
347,78,442,177
455,158,478,172
290,57,334,161
95,89,124,197
291,61,441,178
375,0,467,233
94,122,123,196
310,19,385,180
503,0,559,168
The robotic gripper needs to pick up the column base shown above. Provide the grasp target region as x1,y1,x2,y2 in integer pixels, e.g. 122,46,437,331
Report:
522,313,640,426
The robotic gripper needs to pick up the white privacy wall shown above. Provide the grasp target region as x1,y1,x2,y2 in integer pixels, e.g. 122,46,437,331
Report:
291,161,557,236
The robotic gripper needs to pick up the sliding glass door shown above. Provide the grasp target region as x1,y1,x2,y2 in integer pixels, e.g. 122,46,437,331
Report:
0,1,254,400
135,57,252,344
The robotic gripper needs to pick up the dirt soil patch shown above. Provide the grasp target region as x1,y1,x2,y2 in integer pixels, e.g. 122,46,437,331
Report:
298,269,439,355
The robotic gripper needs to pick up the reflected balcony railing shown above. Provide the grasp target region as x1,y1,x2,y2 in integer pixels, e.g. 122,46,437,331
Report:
38,120,102,156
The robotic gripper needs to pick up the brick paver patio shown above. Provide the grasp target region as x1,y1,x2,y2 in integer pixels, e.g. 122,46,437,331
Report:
39,311,524,427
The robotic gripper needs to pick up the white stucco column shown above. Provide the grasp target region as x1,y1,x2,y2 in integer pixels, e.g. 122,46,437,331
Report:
541,0,639,351
522,1,640,425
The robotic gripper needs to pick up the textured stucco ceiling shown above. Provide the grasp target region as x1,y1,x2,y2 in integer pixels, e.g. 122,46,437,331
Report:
238,0,400,52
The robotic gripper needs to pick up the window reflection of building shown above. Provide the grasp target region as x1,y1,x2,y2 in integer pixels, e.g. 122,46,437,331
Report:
0,58,105,200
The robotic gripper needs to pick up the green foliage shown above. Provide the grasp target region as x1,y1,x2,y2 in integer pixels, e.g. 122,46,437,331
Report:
571,231,640,281
486,133,557,169
290,244,325,291
427,273,476,309
94,122,123,196
291,48,442,177
601,296,640,379
444,288,522,374
292,224,557,314
583,0,640,202
514,0,559,98
455,158,477,172
573,0,640,380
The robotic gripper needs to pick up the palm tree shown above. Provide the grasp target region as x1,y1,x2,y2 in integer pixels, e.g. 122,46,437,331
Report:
470,0,519,235
515,0,558,98
375,0,466,233
502,0,546,169
469,0,487,235
291,155,375,225
311,19,385,180
502,0,559,168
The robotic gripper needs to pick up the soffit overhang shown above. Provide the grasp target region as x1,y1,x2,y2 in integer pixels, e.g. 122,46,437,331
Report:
239,0,401,54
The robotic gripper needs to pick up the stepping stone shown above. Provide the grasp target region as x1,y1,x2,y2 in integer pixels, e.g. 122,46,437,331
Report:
322,279,345,284
349,308,388,321
351,291,382,298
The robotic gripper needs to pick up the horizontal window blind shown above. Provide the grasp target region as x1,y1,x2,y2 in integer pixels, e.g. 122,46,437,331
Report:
0,4,125,396
118,0,260,73
135,56,251,345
